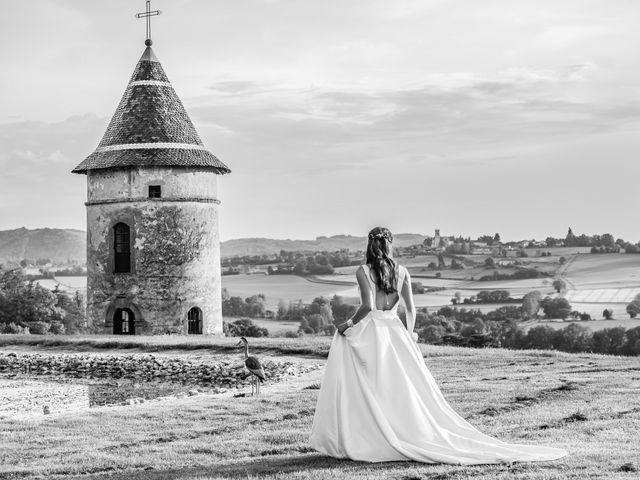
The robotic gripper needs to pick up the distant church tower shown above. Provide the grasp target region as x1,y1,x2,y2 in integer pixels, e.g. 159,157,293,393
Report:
72,10,230,335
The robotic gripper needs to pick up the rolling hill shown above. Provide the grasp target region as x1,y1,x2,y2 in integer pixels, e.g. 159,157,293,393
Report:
0,228,85,263
0,228,428,264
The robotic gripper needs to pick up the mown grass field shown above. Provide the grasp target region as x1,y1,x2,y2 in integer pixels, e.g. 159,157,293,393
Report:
1,337,639,480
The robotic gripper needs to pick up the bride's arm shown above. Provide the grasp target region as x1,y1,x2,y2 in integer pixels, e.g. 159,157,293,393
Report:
335,266,372,334
400,267,417,335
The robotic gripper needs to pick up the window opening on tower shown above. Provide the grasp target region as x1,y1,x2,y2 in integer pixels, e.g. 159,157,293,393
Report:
148,185,161,198
114,223,131,273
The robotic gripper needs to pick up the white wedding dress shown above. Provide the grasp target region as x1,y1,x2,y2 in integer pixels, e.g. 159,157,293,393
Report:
309,264,567,464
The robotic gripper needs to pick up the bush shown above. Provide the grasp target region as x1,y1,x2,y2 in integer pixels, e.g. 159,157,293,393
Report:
1,322,29,334
411,282,425,294
29,321,51,335
224,318,269,337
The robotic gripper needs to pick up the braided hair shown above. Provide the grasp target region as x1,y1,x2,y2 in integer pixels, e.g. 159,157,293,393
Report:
366,226,397,294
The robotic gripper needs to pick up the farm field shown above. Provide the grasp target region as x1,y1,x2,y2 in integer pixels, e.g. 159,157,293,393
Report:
0,339,638,479
222,274,358,310
35,275,86,293
562,253,640,289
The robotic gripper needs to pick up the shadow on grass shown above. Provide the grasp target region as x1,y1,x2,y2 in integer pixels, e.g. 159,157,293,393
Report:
66,454,416,480
60,455,568,480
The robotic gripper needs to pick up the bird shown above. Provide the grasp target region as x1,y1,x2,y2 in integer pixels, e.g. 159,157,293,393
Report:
236,337,265,395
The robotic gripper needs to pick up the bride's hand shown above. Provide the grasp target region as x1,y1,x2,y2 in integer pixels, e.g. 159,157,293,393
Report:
336,319,354,335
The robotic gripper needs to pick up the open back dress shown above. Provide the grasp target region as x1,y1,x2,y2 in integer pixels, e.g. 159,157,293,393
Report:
309,264,567,464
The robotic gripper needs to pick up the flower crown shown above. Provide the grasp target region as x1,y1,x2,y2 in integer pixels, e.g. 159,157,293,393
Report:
369,231,392,241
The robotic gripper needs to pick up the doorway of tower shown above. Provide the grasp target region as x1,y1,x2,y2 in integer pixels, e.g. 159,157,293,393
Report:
113,308,135,335
187,307,203,334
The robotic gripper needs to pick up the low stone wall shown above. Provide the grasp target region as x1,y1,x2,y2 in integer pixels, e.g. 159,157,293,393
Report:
0,352,319,389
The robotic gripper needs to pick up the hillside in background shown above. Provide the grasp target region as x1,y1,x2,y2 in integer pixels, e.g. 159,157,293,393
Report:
0,229,428,264
0,228,85,264
220,233,428,257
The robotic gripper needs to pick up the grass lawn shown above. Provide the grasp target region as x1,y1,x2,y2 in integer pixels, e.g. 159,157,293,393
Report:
1,341,639,479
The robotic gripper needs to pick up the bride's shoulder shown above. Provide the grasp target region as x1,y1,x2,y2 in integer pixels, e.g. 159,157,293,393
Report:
395,263,409,280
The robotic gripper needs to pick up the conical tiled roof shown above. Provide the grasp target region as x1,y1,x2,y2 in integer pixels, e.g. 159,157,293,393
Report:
73,46,230,174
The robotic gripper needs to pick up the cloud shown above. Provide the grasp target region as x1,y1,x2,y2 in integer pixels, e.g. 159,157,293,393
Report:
0,114,105,230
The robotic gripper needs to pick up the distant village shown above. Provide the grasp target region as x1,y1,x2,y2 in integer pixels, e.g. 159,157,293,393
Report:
221,228,628,276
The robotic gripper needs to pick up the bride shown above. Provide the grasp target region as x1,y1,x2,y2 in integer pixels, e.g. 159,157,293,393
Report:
309,227,567,464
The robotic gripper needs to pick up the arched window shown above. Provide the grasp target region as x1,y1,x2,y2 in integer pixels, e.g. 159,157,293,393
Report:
187,307,203,334
114,223,131,273
113,308,135,335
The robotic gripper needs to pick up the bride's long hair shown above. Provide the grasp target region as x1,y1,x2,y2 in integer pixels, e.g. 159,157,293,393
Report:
366,226,398,294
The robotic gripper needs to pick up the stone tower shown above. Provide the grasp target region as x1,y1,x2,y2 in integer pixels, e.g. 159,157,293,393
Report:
72,42,230,335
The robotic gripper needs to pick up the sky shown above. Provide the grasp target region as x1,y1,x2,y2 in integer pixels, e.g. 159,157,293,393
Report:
1,0,639,242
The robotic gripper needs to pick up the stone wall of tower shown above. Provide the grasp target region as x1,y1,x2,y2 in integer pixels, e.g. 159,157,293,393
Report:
85,167,223,335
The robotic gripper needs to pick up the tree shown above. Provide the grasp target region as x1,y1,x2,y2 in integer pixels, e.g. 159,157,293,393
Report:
525,325,555,349
307,314,325,333
319,303,334,326
541,297,572,319
552,279,566,293
484,257,495,268
553,323,592,352
450,259,463,269
625,244,640,253
522,290,543,319
419,325,446,344
277,299,289,319
591,327,626,354
293,258,307,275
626,300,640,318
477,235,494,245
602,308,614,320
225,318,269,337
623,326,640,355
493,233,501,244
330,295,356,323
559,256,567,265
0,267,63,331
453,292,462,305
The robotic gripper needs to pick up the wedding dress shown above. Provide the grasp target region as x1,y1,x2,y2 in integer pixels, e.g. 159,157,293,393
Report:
309,264,567,464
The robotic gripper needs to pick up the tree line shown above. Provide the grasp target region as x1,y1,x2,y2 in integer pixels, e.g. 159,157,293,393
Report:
414,308,640,356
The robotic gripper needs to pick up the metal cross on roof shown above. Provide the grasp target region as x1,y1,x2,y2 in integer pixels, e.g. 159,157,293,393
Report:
135,1,162,46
